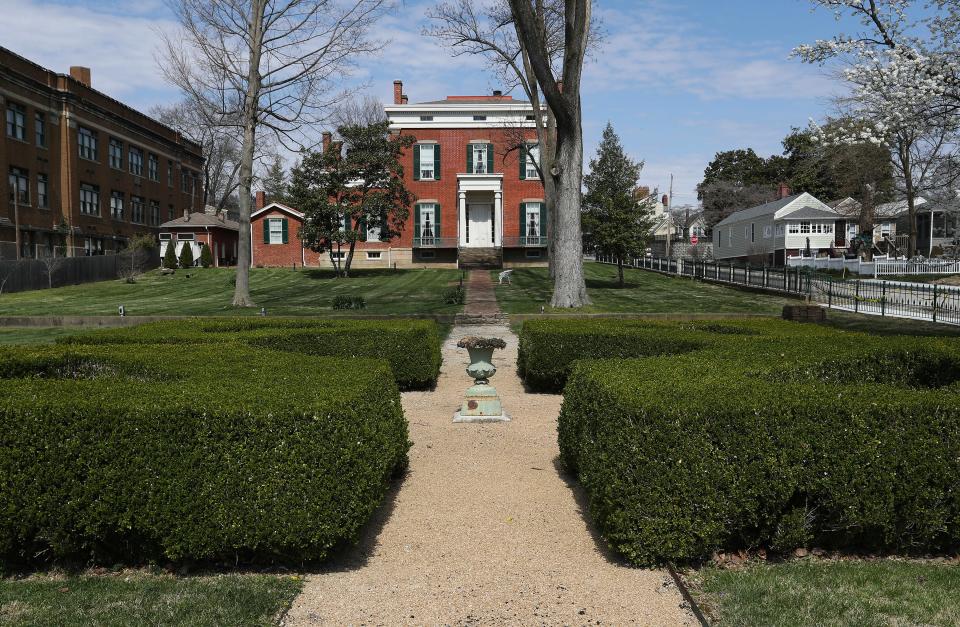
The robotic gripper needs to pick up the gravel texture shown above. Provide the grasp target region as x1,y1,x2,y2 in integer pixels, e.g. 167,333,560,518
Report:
284,323,696,625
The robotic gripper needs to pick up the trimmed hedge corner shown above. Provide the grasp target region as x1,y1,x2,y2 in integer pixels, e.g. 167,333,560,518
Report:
0,344,409,566
60,318,442,390
559,333,960,566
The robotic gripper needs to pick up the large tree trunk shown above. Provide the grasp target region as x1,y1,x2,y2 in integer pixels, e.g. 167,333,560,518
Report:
232,1,264,307
550,117,589,307
859,184,875,261
617,257,624,288
544,107,558,279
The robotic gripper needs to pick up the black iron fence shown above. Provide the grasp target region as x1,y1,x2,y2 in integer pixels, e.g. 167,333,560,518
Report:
0,249,160,294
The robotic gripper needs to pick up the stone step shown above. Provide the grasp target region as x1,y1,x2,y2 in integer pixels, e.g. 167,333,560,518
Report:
455,312,509,325
458,247,503,269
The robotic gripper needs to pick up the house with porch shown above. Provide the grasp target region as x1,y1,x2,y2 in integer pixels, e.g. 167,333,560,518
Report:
712,192,842,264
249,80,546,269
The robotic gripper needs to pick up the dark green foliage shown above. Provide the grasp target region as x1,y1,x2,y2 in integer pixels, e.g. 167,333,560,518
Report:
556,323,960,565
442,286,465,305
60,318,441,390
163,242,178,269
199,243,213,268
178,242,194,268
0,344,409,566
332,295,366,310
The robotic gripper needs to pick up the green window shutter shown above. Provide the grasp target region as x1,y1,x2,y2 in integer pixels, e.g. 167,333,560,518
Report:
434,144,441,181
466,143,473,174
281,218,289,244
414,205,421,238
413,144,421,181
542,203,549,242
487,143,494,173
263,219,270,244
359,217,367,242
434,204,441,239
519,202,526,240
519,145,527,180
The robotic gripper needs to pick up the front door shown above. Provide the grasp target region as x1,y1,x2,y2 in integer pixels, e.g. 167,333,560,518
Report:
466,203,493,247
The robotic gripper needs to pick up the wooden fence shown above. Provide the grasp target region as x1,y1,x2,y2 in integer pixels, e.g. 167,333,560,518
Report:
0,250,160,294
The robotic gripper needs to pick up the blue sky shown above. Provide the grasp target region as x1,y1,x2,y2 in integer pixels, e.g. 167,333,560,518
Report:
2,0,849,205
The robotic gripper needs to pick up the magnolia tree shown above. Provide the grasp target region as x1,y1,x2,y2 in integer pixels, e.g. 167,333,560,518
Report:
796,0,960,256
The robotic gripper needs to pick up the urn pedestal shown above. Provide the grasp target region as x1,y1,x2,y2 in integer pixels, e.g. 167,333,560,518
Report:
453,339,509,423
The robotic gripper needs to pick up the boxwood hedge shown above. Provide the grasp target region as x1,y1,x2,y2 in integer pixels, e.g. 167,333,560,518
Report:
559,331,960,565
60,318,442,390
0,343,409,566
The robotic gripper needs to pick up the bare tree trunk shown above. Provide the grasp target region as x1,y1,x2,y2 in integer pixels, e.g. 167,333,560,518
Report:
345,241,356,277
544,106,558,279
901,146,917,258
232,2,265,307
617,257,624,287
550,117,589,306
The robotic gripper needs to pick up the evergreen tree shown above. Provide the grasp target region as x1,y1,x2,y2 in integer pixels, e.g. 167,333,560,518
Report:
583,123,656,288
199,243,214,268
178,241,195,269
163,240,179,269
263,154,288,205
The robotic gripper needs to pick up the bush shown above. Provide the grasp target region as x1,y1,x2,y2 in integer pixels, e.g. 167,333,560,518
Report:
200,243,213,268
442,286,465,305
163,242,178,269
0,344,409,566
332,295,366,310
559,333,960,566
60,318,442,390
178,242,195,268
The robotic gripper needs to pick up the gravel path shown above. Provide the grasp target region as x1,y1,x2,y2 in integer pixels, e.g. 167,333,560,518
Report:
285,323,695,625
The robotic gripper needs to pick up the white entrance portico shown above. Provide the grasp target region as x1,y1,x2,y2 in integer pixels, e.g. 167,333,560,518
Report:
458,173,503,248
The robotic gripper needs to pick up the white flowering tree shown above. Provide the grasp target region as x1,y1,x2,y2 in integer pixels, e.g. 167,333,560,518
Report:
796,0,960,256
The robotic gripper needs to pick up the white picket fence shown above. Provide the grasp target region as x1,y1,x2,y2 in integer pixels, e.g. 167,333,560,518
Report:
874,259,960,277
786,256,878,275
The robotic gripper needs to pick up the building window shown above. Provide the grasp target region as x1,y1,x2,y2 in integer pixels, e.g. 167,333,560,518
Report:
419,143,435,180
525,202,542,240
168,204,175,221
8,167,29,204
129,147,144,176
419,204,436,240
728,228,732,246
78,126,98,161
471,143,488,174
473,115,487,121
366,251,382,260
109,138,123,169
182,171,189,192
366,221,382,241
776,224,785,237
159,233,171,241
6,102,25,140
799,221,811,234
418,250,435,259
148,154,159,181
84,237,104,256
35,113,46,147
131,196,145,224
788,222,799,234
168,161,174,187
331,251,346,260
419,115,433,121
268,218,285,244
37,173,48,208
80,183,100,215
150,200,160,226
178,233,195,241
879,222,892,238
111,191,125,220
525,249,542,258
525,144,540,180
751,223,755,243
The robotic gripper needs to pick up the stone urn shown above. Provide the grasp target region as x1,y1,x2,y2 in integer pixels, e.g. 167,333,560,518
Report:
454,336,509,423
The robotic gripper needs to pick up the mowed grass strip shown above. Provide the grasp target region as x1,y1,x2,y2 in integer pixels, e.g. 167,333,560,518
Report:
0,267,463,316
494,263,795,314
0,573,301,627
693,560,960,627
0,329,87,345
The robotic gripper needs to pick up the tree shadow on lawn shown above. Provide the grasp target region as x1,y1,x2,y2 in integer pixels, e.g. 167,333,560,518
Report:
299,268,421,281
584,278,643,290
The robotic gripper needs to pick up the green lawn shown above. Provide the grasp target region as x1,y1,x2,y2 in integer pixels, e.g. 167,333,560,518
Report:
495,263,795,314
0,572,301,626
0,328,89,344
691,560,960,626
0,267,463,317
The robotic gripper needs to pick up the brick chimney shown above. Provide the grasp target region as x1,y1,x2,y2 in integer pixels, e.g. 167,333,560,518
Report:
393,80,403,105
777,182,792,199
493,89,502,97
217,210,225,223
401,94,408,104
662,194,669,207
69,66,91,87
634,186,650,199
255,191,266,210
183,208,190,220
322,131,332,153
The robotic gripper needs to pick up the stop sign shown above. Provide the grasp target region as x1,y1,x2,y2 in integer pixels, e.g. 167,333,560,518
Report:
690,235,699,245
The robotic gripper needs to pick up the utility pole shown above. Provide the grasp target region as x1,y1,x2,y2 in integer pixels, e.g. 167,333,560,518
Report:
664,174,673,260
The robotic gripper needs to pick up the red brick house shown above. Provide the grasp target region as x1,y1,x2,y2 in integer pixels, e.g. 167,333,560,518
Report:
250,80,546,269
160,209,238,267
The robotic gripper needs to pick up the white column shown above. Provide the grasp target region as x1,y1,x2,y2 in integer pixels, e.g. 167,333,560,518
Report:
494,190,503,247
458,190,467,247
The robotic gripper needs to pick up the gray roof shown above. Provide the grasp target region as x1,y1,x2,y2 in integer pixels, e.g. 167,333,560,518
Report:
786,206,842,220
714,194,805,227
160,212,239,231
875,197,928,217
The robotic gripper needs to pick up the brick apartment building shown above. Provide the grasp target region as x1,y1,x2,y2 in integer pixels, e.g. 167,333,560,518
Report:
251,79,546,269
1,46,204,259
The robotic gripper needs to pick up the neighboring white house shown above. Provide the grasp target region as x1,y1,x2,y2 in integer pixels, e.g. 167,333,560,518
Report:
712,192,841,264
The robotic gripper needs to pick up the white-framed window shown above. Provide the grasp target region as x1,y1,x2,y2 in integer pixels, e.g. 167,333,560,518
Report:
800,221,811,234
148,154,159,181
131,196,145,224
473,115,487,121
847,223,858,240
109,138,123,169
37,173,48,208
78,126,97,161
879,222,892,238
159,233,172,241
472,143,488,174
111,190,124,220
419,204,436,239
80,183,100,215
8,167,29,204
150,200,160,226
6,102,25,140
776,224,785,237
525,249,542,258
788,222,799,234
727,228,732,246
419,143,435,180
525,144,540,180
763,225,772,239
366,251,382,260
331,251,345,259
525,202,542,239
268,218,285,244
129,147,144,176
178,233,195,241
366,221,382,241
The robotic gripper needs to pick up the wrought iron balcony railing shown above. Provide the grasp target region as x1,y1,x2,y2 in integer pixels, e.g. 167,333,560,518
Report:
502,235,547,247
412,236,458,248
